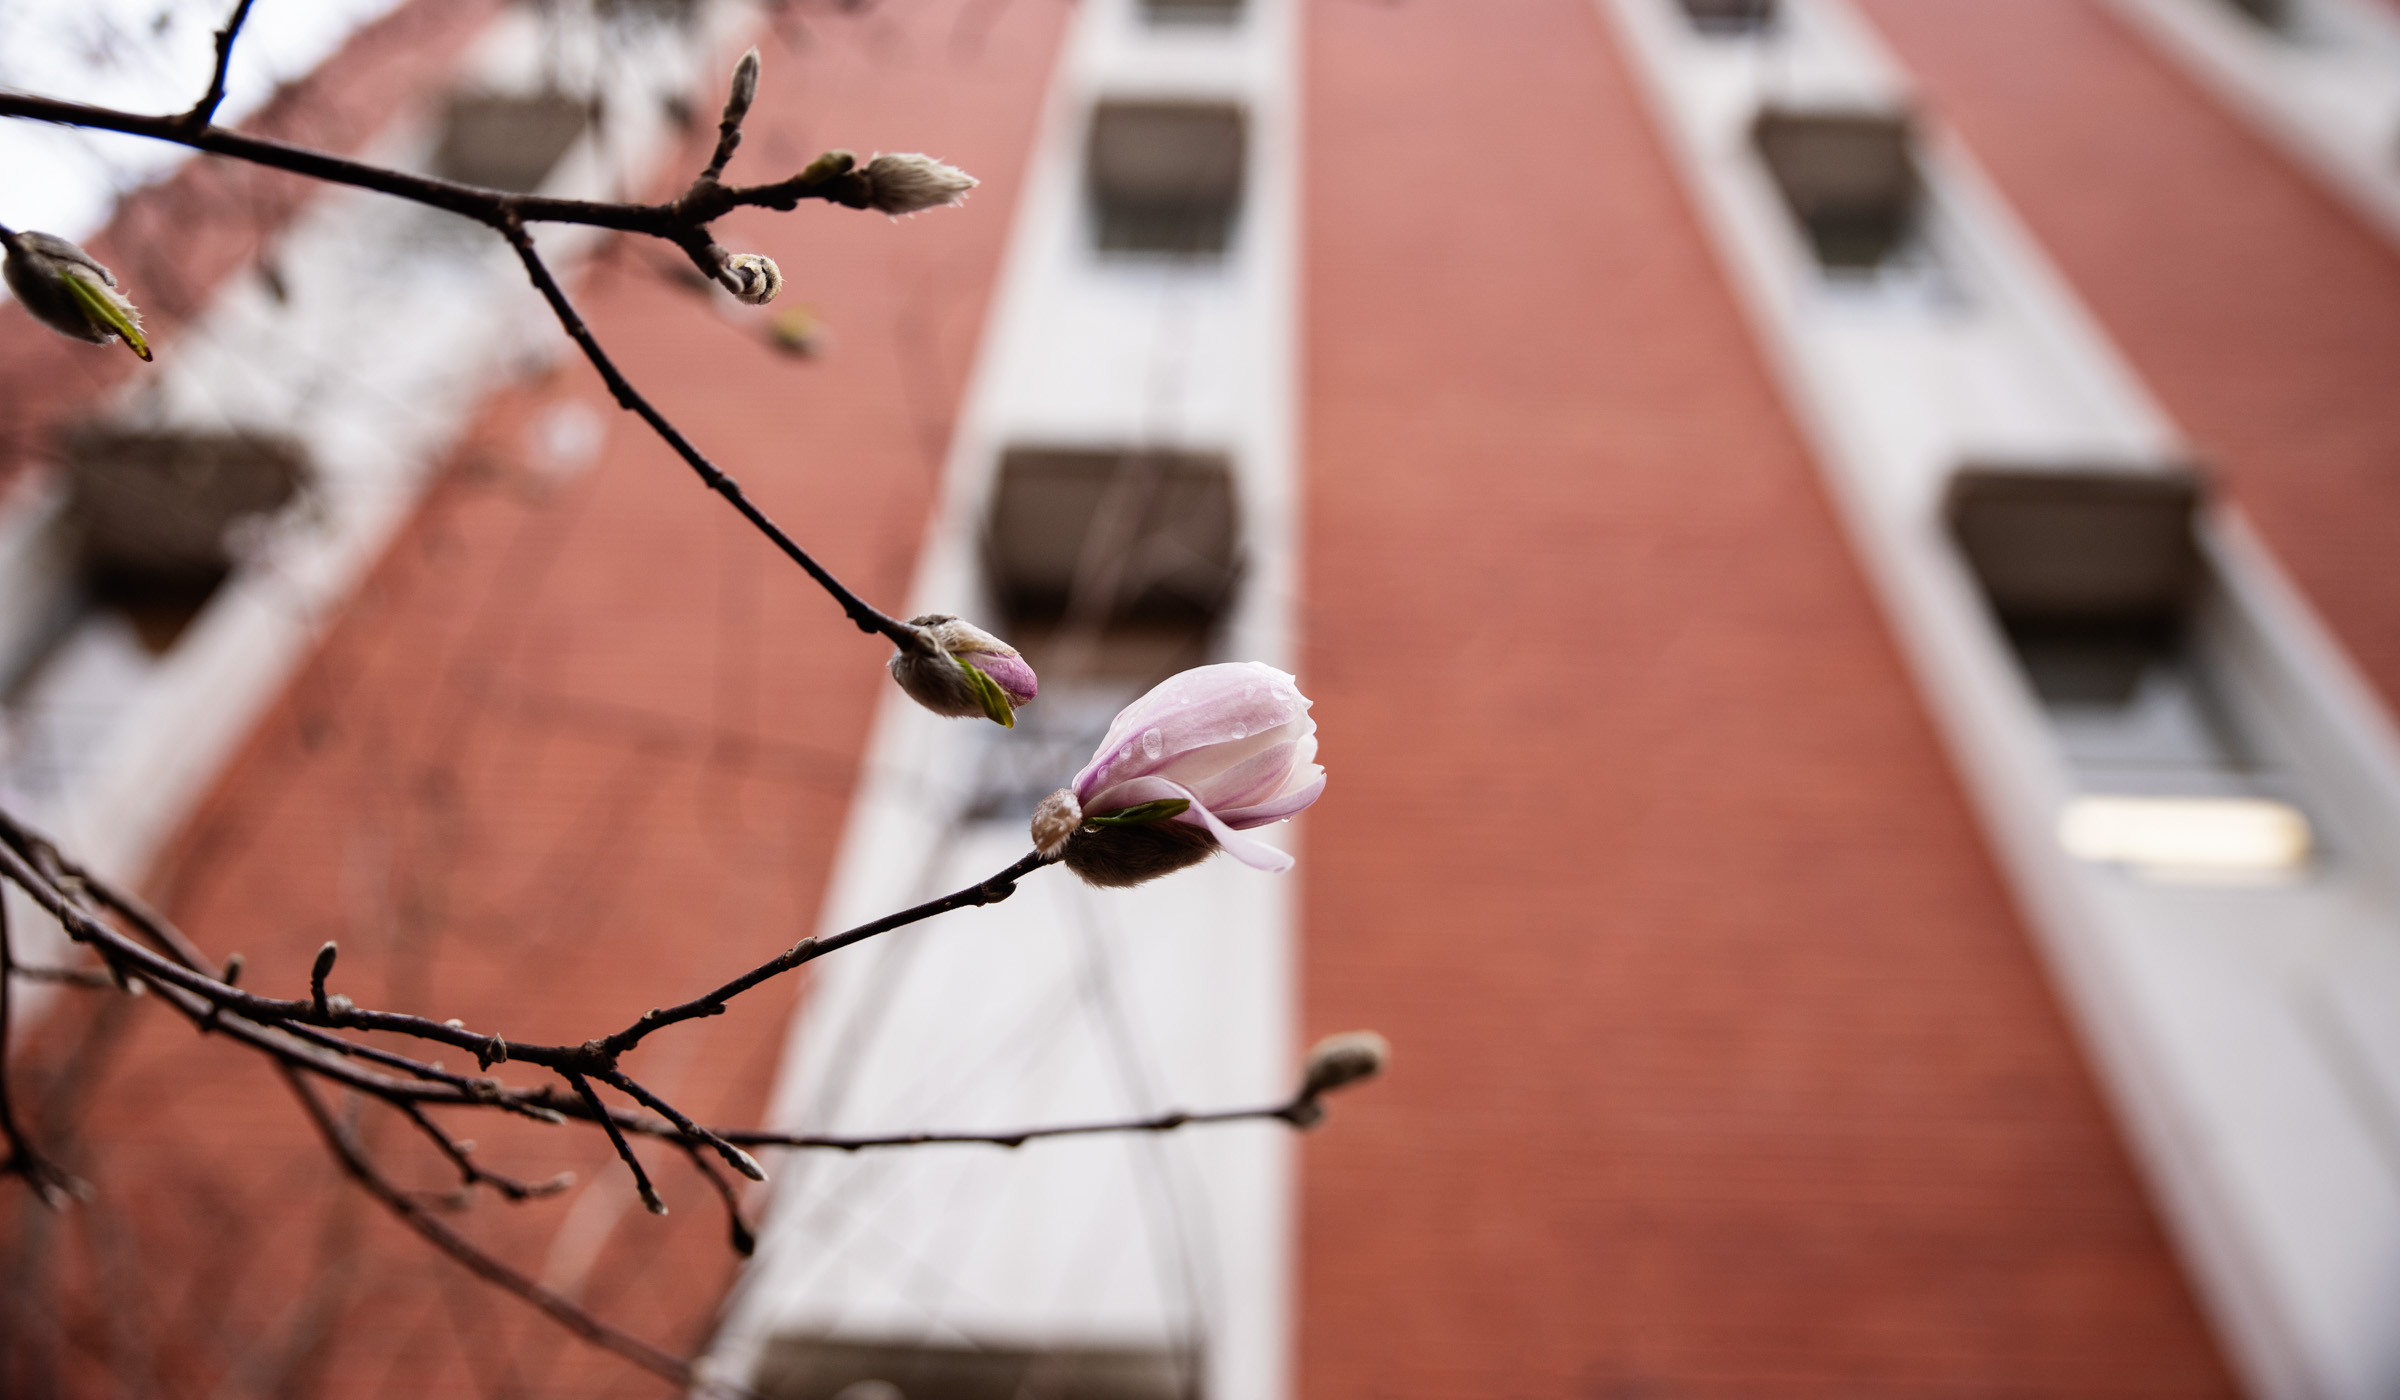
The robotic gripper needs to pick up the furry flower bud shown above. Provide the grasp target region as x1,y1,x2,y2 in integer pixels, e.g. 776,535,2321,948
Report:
1301,1031,1389,1099
723,252,782,305
888,615,1039,727
2,228,151,361
1049,662,1326,887
726,48,761,122
862,153,978,216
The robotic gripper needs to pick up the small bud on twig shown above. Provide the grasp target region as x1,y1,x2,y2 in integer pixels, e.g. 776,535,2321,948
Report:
726,48,760,123
1301,1030,1389,1100
1031,789,1082,858
888,615,1039,727
722,252,782,306
309,942,339,1018
2,228,151,361
861,153,977,216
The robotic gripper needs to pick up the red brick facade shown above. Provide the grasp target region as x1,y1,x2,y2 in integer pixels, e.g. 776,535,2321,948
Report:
1296,2,2236,1394
20,0,2400,1394
1,2,1064,1393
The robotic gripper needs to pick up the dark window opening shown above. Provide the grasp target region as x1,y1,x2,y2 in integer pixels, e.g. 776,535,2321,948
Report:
755,1336,1197,1400
1948,465,2256,782
1680,0,1777,34
969,447,1241,819
62,428,308,654
1086,102,1247,257
1753,108,1923,270
2215,0,2290,28
430,92,592,193
1141,0,1245,25
985,446,1240,677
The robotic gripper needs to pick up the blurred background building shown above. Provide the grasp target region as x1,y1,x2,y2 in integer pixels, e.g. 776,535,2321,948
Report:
4,0,2400,1396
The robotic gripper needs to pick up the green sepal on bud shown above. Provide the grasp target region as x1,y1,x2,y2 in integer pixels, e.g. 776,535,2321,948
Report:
1082,798,1191,829
956,654,1016,728
62,271,150,361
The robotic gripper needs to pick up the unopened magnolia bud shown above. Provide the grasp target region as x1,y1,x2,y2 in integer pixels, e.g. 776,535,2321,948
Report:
2,228,151,361
1301,1031,1390,1099
888,614,1038,727
862,153,977,216
1032,788,1082,856
723,252,782,305
726,48,761,120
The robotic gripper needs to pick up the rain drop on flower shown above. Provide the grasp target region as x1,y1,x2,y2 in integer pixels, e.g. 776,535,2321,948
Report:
1142,728,1165,760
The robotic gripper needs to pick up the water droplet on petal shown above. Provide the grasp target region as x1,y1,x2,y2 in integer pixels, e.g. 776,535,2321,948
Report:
1141,728,1164,760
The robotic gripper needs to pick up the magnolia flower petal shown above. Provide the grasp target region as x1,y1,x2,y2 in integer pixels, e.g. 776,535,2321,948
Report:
1085,775,1296,874
1217,767,1325,829
966,650,1039,707
1075,663,1311,798
1179,736,1305,813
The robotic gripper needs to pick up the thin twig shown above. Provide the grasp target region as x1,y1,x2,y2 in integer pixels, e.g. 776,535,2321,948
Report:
0,90,911,638
498,219,913,646
712,1099,1325,1153
279,1066,700,1389
678,1144,756,1257
394,1100,571,1204
702,47,761,183
184,0,259,131
562,1070,665,1215
598,848,1057,1059
0,896,88,1206
595,1067,763,1183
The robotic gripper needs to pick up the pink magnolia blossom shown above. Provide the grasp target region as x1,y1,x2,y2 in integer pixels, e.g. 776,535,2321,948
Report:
1033,662,1326,886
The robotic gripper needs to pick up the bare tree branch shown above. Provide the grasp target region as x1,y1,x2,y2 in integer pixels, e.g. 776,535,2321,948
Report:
184,0,259,132
0,896,88,1207
279,1065,706,1391
0,82,917,645
499,219,913,647
394,1100,573,1205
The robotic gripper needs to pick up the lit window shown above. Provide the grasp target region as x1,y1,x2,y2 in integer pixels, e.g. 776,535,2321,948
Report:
1752,108,1922,270
430,92,591,193
2058,795,2311,882
1086,102,1247,257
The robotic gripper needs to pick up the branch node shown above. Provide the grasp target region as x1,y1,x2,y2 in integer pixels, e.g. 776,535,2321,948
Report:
478,1035,509,1069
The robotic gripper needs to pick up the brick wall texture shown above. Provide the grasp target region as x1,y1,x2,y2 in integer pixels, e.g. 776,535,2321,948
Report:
23,0,2400,1393
0,2,1065,1394
1295,2,2238,1396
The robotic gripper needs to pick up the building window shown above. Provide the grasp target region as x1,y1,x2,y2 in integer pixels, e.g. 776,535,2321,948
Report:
429,92,592,193
1140,0,1244,26
1752,108,1922,271
984,446,1240,676
2215,0,2289,29
65,428,308,650
1947,465,2312,879
1085,102,1247,258
754,1336,1196,1400
1678,0,1776,35
967,447,1240,817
